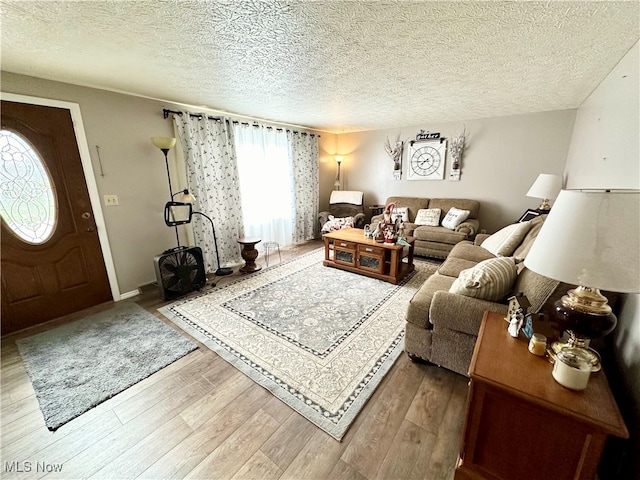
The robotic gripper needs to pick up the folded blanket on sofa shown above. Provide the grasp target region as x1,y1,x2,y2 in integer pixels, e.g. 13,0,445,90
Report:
330,190,363,205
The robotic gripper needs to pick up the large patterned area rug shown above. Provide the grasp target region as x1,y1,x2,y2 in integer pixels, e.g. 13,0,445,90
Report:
159,248,439,440
17,302,197,431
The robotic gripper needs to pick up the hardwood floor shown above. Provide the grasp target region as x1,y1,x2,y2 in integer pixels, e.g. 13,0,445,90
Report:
1,240,469,480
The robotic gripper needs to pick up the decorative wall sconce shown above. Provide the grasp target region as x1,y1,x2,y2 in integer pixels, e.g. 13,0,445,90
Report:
448,127,466,182
384,134,404,180
334,155,343,190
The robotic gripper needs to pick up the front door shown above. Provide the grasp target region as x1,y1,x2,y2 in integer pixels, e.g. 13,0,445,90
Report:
1,100,112,334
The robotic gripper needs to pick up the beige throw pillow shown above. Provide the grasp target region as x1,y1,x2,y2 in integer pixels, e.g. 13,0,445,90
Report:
391,207,409,223
414,208,441,226
449,257,518,302
481,221,533,257
441,207,471,230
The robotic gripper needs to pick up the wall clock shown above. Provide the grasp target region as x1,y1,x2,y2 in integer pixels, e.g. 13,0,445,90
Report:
407,140,447,180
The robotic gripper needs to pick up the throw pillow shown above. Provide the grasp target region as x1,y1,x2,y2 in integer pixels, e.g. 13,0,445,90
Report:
321,216,355,233
441,207,471,230
481,221,533,257
391,207,409,223
449,257,518,302
414,208,441,226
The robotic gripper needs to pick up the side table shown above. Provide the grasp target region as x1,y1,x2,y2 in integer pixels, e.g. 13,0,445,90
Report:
368,205,386,217
455,311,628,480
237,237,261,273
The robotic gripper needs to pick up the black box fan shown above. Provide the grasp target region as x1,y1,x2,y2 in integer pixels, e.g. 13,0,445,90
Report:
153,246,206,300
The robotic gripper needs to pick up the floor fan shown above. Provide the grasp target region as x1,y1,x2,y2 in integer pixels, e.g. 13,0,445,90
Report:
153,246,206,300
152,201,205,299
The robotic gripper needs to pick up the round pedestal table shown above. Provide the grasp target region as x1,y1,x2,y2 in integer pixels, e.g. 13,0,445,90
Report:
237,237,262,273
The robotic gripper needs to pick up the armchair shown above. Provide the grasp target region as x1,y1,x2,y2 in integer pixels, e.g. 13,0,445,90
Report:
318,190,366,233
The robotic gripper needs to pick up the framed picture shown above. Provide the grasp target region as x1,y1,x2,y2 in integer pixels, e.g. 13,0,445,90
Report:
518,209,541,223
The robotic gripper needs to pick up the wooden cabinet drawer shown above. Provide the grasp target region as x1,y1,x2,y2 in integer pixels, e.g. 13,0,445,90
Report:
334,241,356,266
358,244,384,256
357,244,385,274
335,240,355,250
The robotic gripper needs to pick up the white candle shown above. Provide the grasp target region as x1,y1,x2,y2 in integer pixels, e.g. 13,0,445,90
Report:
552,348,591,391
528,333,547,356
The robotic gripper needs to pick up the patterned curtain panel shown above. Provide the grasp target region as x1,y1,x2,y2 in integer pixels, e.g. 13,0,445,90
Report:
288,131,319,243
173,113,244,272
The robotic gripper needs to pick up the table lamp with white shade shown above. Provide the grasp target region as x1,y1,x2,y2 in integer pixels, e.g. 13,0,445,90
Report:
526,174,563,212
524,189,640,371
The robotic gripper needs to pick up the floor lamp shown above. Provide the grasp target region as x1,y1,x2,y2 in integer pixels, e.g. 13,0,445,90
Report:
151,136,180,247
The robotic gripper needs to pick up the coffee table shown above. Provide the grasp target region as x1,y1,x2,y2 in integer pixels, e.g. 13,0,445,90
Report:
322,228,415,284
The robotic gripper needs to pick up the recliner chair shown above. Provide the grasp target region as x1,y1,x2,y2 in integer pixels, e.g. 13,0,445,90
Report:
318,190,366,233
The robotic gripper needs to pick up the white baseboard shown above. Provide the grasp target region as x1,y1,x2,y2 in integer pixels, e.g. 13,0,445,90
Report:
119,289,140,300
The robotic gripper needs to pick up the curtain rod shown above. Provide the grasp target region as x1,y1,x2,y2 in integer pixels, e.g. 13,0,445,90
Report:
163,108,221,121
231,120,319,137
162,108,320,138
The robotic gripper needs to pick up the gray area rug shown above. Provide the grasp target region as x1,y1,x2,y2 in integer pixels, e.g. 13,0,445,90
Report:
16,302,197,431
160,248,439,440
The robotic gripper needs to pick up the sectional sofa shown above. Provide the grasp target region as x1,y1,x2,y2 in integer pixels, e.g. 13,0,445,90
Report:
404,215,572,376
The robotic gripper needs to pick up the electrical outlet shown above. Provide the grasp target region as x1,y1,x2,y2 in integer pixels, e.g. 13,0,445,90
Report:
104,195,119,206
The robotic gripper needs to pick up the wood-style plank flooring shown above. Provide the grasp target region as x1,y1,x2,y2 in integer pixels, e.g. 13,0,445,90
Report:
1,240,469,480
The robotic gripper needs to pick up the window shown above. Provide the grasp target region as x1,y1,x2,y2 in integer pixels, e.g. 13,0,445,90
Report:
0,129,57,243
234,125,293,246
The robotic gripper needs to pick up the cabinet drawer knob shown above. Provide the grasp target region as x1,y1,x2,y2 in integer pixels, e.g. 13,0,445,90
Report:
365,247,373,252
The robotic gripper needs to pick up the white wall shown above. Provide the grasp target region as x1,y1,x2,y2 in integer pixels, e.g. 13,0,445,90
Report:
321,110,576,233
565,42,639,190
562,42,640,479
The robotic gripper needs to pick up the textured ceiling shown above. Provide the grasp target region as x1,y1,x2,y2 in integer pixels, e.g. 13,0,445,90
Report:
1,1,638,133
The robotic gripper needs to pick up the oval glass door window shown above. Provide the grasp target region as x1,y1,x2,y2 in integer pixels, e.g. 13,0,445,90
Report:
0,129,57,244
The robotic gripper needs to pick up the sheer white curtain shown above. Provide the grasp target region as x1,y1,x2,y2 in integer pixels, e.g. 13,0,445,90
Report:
173,113,244,272
234,124,294,246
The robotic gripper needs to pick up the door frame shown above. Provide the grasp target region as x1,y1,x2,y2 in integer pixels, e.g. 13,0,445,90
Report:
1,92,122,300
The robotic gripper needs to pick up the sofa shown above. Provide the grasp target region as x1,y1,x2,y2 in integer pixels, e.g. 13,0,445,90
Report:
404,215,573,377
371,196,480,259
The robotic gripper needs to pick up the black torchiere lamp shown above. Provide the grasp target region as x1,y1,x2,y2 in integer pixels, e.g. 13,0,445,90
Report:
169,190,233,277
151,136,177,198
151,136,181,247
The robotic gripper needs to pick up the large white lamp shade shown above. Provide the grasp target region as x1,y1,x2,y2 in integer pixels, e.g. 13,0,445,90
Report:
524,190,639,294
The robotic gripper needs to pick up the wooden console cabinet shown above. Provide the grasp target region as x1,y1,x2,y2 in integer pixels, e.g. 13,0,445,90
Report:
322,228,414,284
455,311,628,480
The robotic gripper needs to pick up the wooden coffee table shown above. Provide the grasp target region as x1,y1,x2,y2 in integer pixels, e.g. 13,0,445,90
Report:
322,228,414,284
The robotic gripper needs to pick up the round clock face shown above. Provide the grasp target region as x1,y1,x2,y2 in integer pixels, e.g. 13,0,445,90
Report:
411,145,442,176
